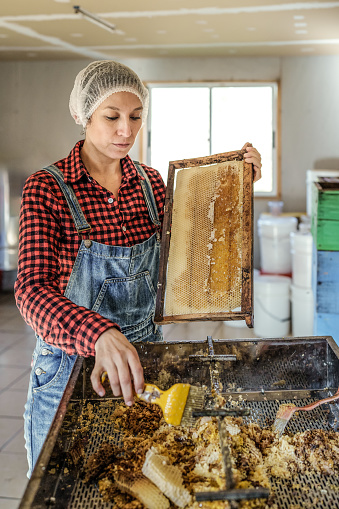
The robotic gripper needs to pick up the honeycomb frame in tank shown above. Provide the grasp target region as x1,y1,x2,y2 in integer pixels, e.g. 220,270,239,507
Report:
155,149,253,327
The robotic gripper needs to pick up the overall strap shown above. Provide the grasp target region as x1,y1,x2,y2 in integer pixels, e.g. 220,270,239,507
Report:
44,162,160,234
133,161,161,227
43,165,91,235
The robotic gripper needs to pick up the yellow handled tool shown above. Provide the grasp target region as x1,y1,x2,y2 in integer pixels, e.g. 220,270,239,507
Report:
100,373,205,426
137,383,205,427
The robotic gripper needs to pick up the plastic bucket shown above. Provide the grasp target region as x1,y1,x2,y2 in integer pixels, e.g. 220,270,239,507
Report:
291,285,314,336
224,307,246,328
258,216,298,274
254,275,291,337
290,231,313,288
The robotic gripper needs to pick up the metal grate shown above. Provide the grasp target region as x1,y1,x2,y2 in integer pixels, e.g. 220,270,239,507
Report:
217,358,310,390
69,401,121,509
232,398,336,432
66,395,339,509
20,337,339,508
271,474,339,509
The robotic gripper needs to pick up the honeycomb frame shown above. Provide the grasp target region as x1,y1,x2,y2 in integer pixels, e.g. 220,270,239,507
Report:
155,149,253,328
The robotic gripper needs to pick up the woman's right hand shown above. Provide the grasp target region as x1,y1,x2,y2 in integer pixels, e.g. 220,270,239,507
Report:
91,328,144,406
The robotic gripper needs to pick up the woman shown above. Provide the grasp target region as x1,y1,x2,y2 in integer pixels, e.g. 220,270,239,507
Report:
14,60,262,477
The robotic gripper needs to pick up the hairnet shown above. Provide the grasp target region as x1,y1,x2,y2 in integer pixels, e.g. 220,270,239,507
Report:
69,60,149,128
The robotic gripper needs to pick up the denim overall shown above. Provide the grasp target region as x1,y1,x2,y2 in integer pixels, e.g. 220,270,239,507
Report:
24,162,163,477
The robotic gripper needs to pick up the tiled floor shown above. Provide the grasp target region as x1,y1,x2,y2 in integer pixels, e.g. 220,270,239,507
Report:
0,290,257,508
0,291,35,509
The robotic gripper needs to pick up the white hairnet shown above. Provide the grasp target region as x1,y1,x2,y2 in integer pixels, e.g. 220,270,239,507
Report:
69,60,149,128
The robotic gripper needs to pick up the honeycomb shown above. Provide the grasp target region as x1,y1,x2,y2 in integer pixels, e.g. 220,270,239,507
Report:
142,448,192,507
113,471,170,509
165,161,243,316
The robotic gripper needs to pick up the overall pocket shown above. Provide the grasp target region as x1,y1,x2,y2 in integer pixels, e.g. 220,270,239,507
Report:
31,338,68,392
92,270,156,327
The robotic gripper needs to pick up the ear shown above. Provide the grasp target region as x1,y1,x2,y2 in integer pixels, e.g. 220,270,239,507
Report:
73,114,83,126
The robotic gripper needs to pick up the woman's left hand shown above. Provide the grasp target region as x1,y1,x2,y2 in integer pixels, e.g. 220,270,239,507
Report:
242,142,262,183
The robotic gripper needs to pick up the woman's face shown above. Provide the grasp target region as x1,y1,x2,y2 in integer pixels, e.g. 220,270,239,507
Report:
84,91,143,162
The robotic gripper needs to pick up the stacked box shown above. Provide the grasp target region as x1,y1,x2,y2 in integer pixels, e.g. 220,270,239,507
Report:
312,178,339,344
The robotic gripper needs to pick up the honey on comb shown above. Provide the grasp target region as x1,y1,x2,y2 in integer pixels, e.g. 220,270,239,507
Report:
165,161,243,315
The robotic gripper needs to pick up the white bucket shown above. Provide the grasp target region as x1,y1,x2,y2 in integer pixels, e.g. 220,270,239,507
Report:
258,216,298,274
291,285,314,336
306,169,339,216
290,231,313,288
225,307,246,328
254,275,291,337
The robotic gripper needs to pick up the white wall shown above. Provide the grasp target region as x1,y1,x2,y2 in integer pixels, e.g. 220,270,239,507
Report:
0,55,338,266
0,57,282,174
281,56,339,211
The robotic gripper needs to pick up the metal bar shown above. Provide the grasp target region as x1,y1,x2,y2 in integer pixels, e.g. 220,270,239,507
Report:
189,354,237,362
195,487,270,501
192,408,250,418
206,336,224,395
218,419,235,490
207,335,214,356
73,6,116,32
220,390,314,402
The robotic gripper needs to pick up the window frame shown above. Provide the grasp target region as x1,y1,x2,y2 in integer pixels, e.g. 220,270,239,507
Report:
143,80,280,198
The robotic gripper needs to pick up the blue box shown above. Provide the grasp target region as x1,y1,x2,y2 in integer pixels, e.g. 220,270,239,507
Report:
312,248,339,314
314,312,339,345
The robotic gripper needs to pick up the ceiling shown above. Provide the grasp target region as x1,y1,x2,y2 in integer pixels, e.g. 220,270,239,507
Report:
0,1,339,61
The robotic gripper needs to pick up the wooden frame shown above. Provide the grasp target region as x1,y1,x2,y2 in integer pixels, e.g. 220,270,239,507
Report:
154,149,254,327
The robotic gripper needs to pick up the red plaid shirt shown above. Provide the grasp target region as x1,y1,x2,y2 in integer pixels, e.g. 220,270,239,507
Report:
14,140,166,357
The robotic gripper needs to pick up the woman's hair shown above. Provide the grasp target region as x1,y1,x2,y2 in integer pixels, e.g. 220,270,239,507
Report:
69,60,149,128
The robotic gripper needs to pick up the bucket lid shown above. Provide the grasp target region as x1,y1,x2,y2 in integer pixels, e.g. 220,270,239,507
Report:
258,216,298,236
290,231,313,249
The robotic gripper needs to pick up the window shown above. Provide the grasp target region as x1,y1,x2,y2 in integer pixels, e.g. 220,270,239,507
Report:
146,83,278,196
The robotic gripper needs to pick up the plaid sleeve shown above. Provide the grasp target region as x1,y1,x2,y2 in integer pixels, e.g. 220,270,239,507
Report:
14,175,119,357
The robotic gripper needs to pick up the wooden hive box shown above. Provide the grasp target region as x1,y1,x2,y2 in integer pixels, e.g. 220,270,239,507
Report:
154,149,254,328
312,248,339,315
311,178,339,251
